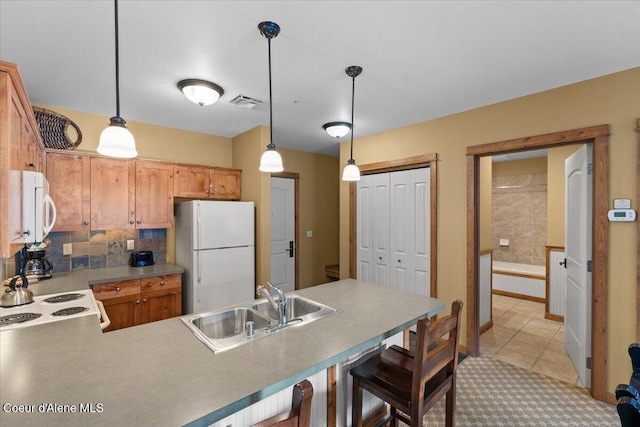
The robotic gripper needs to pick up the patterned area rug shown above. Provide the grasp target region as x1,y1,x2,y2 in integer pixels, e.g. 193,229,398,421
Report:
416,355,619,426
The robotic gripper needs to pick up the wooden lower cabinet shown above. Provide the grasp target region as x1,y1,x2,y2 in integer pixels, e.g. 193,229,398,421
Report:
92,274,181,332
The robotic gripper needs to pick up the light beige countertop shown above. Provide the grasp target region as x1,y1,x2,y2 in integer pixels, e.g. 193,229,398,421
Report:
0,279,443,426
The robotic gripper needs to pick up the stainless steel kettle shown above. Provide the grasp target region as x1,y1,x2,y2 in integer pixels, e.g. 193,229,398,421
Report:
1,275,34,307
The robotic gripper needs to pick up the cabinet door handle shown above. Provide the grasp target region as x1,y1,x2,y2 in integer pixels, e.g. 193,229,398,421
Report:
160,281,165,286
135,300,140,304
129,220,134,224
115,287,121,292
136,220,141,224
83,221,89,225
142,298,147,303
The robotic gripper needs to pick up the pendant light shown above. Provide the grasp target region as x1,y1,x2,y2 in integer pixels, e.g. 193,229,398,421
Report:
258,21,284,173
97,0,137,158
342,66,362,181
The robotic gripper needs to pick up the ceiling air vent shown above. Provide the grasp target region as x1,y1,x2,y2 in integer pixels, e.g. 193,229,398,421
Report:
229,94,263,109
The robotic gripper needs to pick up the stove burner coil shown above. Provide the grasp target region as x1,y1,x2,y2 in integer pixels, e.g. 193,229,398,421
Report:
43,293,86,304
0,313,42,327
51,307,89,317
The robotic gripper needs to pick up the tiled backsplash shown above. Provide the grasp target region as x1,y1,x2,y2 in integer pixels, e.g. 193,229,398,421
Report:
492,173,547,266
1,229,166,278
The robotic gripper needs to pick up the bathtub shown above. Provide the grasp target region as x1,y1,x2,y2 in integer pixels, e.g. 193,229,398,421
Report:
492,261,546,301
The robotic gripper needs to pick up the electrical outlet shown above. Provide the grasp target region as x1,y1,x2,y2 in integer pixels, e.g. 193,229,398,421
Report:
126,240,135,250
63,243,72,255
306,230,313,238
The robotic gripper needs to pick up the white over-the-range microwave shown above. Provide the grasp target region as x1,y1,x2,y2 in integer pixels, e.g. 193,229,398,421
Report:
14,171,57,244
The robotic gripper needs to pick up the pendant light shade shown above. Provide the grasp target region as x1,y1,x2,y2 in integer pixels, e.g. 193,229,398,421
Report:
99,117,136,158
259,145,284,172
342,159,361,181
258,21,284,173
178,79,224,106
323,121,351,139
342,65,362,181
97,0,137,158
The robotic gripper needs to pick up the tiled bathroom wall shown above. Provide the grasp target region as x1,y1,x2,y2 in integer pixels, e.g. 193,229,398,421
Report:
2,229,166,277
492,173,547,265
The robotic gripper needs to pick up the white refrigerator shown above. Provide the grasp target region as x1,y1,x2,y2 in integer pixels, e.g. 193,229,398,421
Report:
176,200,255,314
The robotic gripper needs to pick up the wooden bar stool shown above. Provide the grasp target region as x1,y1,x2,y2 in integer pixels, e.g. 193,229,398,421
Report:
350,300,463,427
251,380,314,427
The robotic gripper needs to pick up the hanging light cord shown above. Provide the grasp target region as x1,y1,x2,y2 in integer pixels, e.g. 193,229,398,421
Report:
267,37,274,149
349,74,355,161
114,0,121,118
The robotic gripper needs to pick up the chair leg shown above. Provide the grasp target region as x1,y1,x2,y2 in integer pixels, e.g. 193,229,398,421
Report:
390,406,398,427
445,383,456,427
352,378,363,427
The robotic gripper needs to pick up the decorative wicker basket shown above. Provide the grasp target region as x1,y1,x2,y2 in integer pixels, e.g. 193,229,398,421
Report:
32,107,82,150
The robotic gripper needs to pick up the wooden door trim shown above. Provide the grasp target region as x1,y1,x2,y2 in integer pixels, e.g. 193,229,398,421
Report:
348,154,438,299
466,125,609,402
271,172,300,290
636,118,640,343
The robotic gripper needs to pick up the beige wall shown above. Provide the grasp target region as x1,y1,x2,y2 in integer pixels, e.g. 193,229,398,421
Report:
479,157,492,252
277,146,340,288
493,157,547,176
339,67,640,391
232,127,340,289
547,144,583,246
34,104,232,166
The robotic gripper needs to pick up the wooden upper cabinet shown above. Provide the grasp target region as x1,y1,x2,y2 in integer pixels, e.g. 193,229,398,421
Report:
90,157,136,230
174,164,241,200
0,61,44,258
135,161,174,228
211,168,240,200
173,165,210,198
46,152,91,231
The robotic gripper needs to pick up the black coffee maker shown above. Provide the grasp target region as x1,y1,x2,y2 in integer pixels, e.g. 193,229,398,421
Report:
16,245,53,280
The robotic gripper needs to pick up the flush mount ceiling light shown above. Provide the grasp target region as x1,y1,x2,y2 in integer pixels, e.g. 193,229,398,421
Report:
258,21,284,173
97,0,137,159
323,122,351,139
342,65,363,182
177,79,224,106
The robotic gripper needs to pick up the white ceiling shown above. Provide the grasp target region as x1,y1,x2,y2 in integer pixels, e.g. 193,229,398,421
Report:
1,1,638,157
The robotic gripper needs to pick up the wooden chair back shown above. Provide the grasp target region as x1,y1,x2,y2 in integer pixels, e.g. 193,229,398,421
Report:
411,299,463,419
251,380,313,427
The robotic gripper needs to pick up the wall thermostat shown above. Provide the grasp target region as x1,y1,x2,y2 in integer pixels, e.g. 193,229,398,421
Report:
607,209,636,222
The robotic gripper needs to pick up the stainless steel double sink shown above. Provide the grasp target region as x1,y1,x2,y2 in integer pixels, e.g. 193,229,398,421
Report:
181,295,337,353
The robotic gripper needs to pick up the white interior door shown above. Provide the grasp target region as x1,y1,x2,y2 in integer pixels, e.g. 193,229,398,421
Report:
409,167,430,297
270,177,295,292
390,170,411,290
372,173,390,286
358,167,430,296
564,144,592,388
357,175,373,282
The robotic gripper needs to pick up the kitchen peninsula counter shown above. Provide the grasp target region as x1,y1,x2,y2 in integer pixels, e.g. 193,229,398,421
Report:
0,279,444,426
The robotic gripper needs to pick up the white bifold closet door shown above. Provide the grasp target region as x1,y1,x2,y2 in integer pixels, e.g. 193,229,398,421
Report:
357,167,430,296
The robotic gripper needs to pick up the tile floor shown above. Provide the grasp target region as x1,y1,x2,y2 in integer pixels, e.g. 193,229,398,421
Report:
480,294,584,388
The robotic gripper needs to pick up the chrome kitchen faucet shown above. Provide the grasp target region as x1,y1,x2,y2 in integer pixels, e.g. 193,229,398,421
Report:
256,283,287,327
